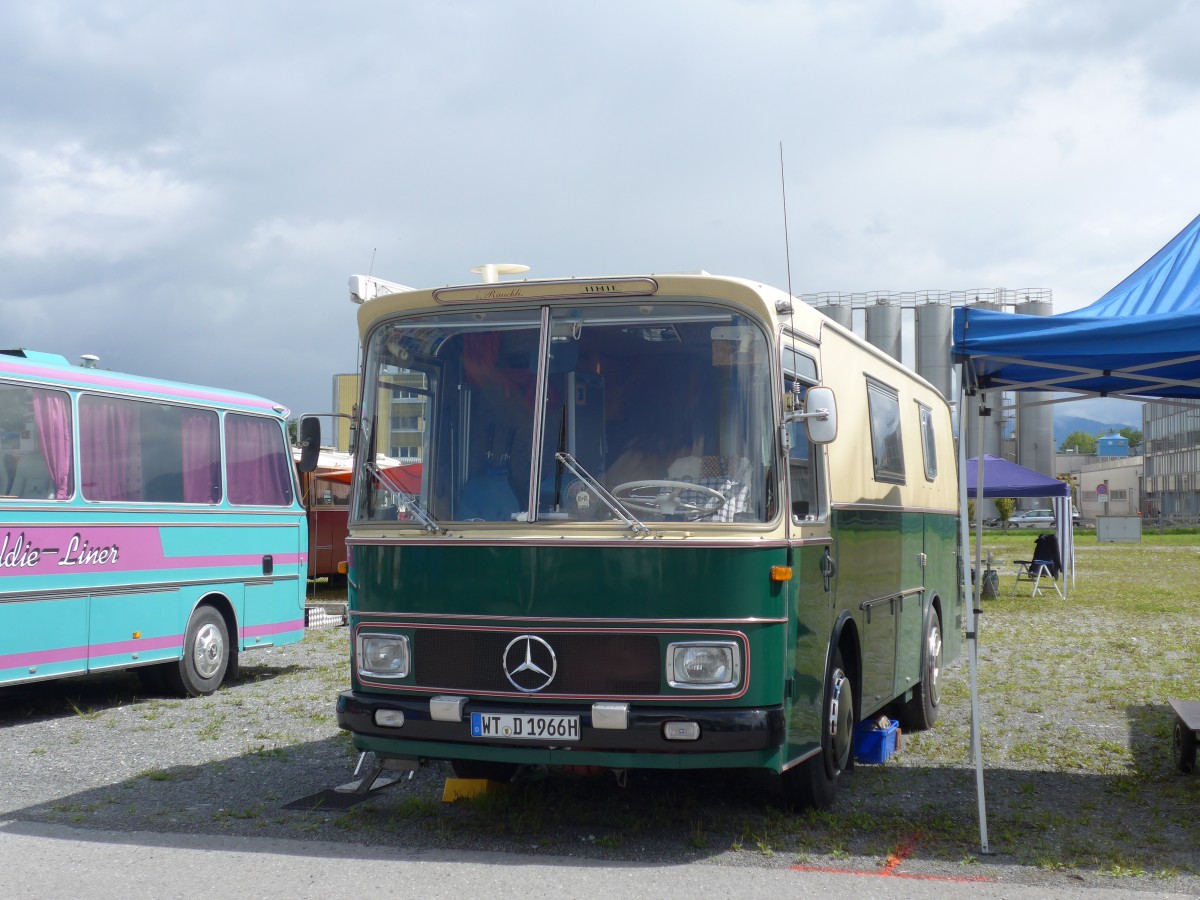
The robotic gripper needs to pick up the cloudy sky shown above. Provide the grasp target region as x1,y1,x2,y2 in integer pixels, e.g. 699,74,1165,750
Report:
3,0,1197,426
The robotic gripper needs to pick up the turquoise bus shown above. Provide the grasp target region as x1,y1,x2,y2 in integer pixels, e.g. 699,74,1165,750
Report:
1,349,307,696
322,272,962,807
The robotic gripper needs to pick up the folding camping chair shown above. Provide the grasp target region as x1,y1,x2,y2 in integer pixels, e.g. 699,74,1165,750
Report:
1012,532,1063,598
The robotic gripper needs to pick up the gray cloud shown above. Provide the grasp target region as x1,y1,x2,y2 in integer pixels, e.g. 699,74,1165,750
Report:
2,0,1199,420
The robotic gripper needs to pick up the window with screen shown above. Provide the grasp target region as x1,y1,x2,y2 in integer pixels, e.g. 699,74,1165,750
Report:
867,379,905,484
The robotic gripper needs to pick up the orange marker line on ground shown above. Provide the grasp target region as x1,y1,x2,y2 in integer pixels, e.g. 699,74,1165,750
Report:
791,831,993,883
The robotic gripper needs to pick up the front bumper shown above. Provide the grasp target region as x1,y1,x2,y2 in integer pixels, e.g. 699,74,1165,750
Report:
337,691,785,759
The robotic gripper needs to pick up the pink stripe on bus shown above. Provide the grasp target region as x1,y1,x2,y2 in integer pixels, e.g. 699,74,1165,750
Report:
242,619,305,639
2,359,282,412
2,624,303,671
1,645,89,668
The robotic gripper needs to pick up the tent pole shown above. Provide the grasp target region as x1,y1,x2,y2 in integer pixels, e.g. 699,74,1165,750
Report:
960,379,989,854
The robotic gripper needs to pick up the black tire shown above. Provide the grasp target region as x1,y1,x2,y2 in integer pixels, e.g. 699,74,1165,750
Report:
779,647,854,810
1173,719,1197,774
900,609,943,732
163,605,230,697
450,759,520,782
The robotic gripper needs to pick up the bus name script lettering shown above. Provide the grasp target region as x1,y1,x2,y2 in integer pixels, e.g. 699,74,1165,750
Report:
0,531,120,569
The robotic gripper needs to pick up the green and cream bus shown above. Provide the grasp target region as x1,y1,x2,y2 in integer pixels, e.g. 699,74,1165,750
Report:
317,270,961,807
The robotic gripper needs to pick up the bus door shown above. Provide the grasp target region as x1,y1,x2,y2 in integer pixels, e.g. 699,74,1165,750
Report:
858,378,906,711
783,350,835,759
894,402,940,696
0,380,89,683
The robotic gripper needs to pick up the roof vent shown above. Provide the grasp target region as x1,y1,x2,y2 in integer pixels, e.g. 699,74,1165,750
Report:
80,354,100,369
470,263,529,284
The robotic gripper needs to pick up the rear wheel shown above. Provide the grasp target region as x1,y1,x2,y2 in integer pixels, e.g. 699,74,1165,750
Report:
900,610,943,732
780,647,854,809
163,605,229,697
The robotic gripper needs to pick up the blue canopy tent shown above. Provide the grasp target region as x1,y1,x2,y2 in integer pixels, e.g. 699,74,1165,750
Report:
951,213,1200,854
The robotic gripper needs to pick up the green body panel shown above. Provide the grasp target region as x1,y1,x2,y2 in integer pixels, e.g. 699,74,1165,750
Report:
352,542,790,708
785,540,834,763
823,507,961,716
353,542,789,623
347,509,960,772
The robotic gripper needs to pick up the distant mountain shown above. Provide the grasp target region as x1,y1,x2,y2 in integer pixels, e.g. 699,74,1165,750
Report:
1054,414,1139,445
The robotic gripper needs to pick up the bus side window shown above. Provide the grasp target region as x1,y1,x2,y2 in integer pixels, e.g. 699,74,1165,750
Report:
785,374,820,521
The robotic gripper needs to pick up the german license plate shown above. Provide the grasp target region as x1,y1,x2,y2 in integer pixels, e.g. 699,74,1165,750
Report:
470,712,580,741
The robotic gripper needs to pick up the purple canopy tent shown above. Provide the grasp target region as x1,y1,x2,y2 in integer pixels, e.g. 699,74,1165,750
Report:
965,453,1069,499
965,454,1074,595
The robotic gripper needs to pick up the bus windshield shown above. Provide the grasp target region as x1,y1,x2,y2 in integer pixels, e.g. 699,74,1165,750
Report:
356,302,775,526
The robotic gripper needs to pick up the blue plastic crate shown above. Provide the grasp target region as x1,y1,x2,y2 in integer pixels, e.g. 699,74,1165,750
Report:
854,719,899,764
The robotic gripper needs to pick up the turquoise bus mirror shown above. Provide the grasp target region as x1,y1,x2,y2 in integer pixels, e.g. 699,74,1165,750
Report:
297,417,321,472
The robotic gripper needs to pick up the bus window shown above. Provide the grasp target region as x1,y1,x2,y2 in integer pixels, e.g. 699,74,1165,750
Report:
918,402,938,481
0,383,73,500
226,413,295,506
866,378,905,484
357,304,774,526
79,395,221,504
784,364,824,521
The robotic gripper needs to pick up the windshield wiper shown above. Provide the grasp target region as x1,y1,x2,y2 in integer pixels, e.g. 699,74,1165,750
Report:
554,452,649,535
367,464,442,534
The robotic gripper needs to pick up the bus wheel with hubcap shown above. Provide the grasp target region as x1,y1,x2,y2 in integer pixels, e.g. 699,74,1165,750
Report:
780,647,854,810
164,605,229,697
450,759,520,782
900,610,943,732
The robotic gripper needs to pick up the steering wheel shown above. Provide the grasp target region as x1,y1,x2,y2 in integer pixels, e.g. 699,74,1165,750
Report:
611,480,726,520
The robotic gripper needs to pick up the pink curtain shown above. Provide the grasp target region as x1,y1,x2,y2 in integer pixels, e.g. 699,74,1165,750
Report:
181,409,220,503
226,414,293,505
81,397,140,501
32,390,73,500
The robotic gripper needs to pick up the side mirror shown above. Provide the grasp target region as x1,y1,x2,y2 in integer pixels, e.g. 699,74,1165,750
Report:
805,387,837,444
786,386,837,445
297,416,321,472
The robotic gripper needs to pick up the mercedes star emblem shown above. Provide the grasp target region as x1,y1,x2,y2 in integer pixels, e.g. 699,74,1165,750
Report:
502,634,557,692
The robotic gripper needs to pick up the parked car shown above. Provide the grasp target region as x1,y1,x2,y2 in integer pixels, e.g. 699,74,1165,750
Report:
1010,507,1081,528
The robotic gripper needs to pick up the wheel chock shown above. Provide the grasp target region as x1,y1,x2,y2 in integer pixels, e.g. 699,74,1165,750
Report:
442,777,508,802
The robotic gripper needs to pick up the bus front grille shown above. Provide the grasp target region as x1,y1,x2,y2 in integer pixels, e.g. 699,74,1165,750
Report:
413,628,662,697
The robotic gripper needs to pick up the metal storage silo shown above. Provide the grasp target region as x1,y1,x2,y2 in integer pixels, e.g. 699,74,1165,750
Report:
821,301,853,330
1015,298,1055,487
865,300,902,362
915,301,953,400
963,300,1006,461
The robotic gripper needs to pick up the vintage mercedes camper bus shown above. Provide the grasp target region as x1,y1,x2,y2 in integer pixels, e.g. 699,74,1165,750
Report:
317,272,961,807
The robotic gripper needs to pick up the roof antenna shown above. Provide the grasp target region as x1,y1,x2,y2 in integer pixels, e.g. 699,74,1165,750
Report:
780,143,795,303
779,142,803,420
779,142,798,334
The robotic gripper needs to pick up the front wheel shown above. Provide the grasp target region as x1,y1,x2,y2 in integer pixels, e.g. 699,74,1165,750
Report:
163,605,230,697
779,647,854,810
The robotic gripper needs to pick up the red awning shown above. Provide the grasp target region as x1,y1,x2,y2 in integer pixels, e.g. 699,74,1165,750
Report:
316,463,422,494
